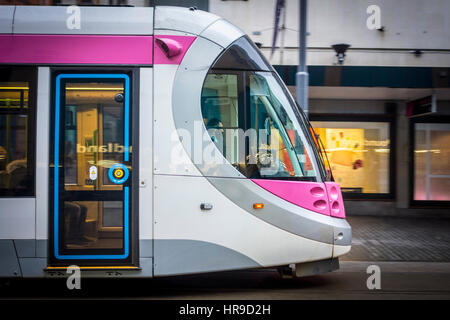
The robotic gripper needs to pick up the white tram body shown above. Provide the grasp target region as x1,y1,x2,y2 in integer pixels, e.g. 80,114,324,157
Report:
0,6,351,278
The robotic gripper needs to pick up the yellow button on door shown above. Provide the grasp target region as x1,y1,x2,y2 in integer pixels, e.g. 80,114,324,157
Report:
114,168,124,179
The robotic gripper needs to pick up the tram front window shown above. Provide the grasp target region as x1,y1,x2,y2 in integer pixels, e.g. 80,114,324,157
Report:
248,72,316,179
201,71,317,181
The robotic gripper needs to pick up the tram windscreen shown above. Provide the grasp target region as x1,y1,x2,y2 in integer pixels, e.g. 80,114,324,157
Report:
201,71,318,181
248,72,316,179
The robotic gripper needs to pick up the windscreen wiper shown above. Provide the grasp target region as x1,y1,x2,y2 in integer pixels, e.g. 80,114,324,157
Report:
296,106,334,182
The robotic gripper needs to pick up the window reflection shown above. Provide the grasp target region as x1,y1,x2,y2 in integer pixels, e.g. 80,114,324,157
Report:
0,81,32,195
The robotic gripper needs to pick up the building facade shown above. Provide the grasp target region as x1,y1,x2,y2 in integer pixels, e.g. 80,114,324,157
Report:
209,0,450,216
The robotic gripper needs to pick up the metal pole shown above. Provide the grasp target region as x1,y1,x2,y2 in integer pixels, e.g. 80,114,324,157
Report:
279,4,286,64
296,0,309,116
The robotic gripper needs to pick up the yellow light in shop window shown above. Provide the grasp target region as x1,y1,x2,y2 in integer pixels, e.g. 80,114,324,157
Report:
253,203,264,209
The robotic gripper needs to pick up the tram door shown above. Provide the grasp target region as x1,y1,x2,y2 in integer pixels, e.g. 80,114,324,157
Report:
50,73,135,266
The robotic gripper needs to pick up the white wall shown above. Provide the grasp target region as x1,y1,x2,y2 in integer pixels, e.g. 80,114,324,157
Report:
210,0,450,66
0,198,35,239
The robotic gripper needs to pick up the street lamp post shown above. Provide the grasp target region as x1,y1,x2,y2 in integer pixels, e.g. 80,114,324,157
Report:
296,0,308,117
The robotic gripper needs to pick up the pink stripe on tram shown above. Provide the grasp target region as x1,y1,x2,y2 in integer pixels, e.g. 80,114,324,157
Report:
0,34,153,65
251,179,331,216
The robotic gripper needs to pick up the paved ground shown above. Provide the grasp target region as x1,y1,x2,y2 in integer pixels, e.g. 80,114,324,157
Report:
344,216,450,262
1,216,450,300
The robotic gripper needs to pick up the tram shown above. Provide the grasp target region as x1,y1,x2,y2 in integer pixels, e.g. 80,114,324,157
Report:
0,5,351,278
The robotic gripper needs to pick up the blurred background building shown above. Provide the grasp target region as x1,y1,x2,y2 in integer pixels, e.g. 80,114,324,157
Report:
1,0,449,216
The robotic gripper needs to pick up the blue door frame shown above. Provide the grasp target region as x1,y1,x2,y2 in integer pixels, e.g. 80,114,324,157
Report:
52,73,131,261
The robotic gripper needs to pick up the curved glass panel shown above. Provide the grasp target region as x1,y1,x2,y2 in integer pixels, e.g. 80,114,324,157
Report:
248,72,316,179
212,36,271,71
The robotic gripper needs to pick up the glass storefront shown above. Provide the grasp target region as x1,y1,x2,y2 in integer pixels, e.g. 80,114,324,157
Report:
414,123,450,201
310,121,390,195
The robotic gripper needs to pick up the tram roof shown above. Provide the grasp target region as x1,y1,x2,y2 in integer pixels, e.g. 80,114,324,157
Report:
0,5,242,46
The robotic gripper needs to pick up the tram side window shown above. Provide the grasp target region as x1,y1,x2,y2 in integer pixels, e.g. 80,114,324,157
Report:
201,73,243,166
0,68,35,196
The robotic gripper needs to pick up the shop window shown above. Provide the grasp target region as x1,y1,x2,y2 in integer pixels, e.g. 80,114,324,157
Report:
0,67,36,197
310,121,391,195
413,123,450,201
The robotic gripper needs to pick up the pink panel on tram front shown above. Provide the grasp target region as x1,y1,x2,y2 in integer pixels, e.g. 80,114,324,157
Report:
154,35,196,64
0,34,153,65
325,182,346,218
251,179,331,216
